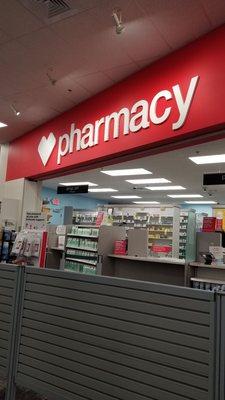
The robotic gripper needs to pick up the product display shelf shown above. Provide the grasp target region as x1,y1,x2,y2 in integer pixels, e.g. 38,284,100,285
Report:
65,225,99,274
191,277,225,291
66,257,97,266
66,245,98,252
148,216,174,257
0,229,17,263
99,204,180,258
73,210,98,226
67,233,98,238
179,212,188,259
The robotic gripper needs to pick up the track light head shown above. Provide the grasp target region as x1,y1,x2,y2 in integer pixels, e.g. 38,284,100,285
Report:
10,104,20,116
47,70,57,86
112,9,125,34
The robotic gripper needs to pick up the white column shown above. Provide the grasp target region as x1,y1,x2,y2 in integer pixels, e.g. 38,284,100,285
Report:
0,144,42,228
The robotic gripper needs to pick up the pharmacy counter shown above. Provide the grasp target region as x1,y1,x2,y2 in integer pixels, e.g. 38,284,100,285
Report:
188,261,225,288
107,254,185,286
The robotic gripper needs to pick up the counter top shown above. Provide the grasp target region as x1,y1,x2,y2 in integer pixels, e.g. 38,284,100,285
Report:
108,254,185,265
189,262,225,270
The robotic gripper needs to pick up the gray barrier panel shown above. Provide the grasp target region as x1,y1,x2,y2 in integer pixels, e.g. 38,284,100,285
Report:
0,264,19,381
215,292,225,400
14,267,217,400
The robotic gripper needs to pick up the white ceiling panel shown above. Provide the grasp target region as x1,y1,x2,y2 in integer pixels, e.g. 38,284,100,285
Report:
199,0,225,27
137,0,212,48
104,62,139,83
76,72,114,95
0,0,43,38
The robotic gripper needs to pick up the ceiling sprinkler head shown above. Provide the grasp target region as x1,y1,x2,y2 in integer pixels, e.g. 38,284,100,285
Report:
112,9,125,34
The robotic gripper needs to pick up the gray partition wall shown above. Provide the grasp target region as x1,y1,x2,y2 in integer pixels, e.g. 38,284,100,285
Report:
216,293,225,400
13,267,218,400
0,265,21,387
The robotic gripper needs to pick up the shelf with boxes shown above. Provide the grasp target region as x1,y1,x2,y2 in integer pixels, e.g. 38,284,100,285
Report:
179,212,188,259
65,225,100,274
73,210,98,226
191,277,225,291
0,228,17,263
188,261,225,291
99,204,180,258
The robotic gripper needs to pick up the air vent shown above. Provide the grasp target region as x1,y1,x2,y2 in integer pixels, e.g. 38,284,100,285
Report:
46,0,70,18
19,0,79,23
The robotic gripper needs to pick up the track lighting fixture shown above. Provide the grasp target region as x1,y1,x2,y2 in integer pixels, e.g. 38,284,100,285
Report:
112,9,125,34
10,104,20,116
47,70,57,86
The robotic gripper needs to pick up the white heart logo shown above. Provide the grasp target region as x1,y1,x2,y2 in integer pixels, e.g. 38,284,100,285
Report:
38,132,56,166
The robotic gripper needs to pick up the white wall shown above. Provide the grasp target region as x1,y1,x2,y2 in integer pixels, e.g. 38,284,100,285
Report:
0,144,42,227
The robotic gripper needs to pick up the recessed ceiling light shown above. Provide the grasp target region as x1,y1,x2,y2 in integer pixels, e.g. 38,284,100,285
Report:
89,188,118,192
185,201,217,204
189,154,225,164
133,201,160,204
146,186,185,191
101,168,152,176
111,195,142,199
60,182,98,187
168,194,203,198
126,178,171,184
0,122,7,128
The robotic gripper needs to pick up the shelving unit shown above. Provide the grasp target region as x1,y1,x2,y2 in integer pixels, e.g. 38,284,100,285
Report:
65,225,100,275
187,261,225,290
179,212,188,259
99,204,180,258
0,229,17,263
191,277,225,291
73,210,98,226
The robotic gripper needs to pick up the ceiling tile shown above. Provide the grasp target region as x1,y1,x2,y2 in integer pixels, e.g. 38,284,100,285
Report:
136,56,161,68
103,63,139,83
0,28,12,45
199,0,225,27
17,27,72,68
0,0,44,38
137,0,212,48
76,72,114,95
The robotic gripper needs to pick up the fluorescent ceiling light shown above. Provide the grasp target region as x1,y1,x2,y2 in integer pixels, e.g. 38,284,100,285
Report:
111,195,141,199
185,201,217,204
89,188,118,193
133,201,160,204
189,154,225,164
126,178,171,184
146,186,185,191
168,194,203,198
60,182,98,187
0,122,7,128
101,168,152,176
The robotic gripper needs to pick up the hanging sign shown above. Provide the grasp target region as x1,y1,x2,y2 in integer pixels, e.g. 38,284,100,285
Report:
57,185,88,194
203,173,225,186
